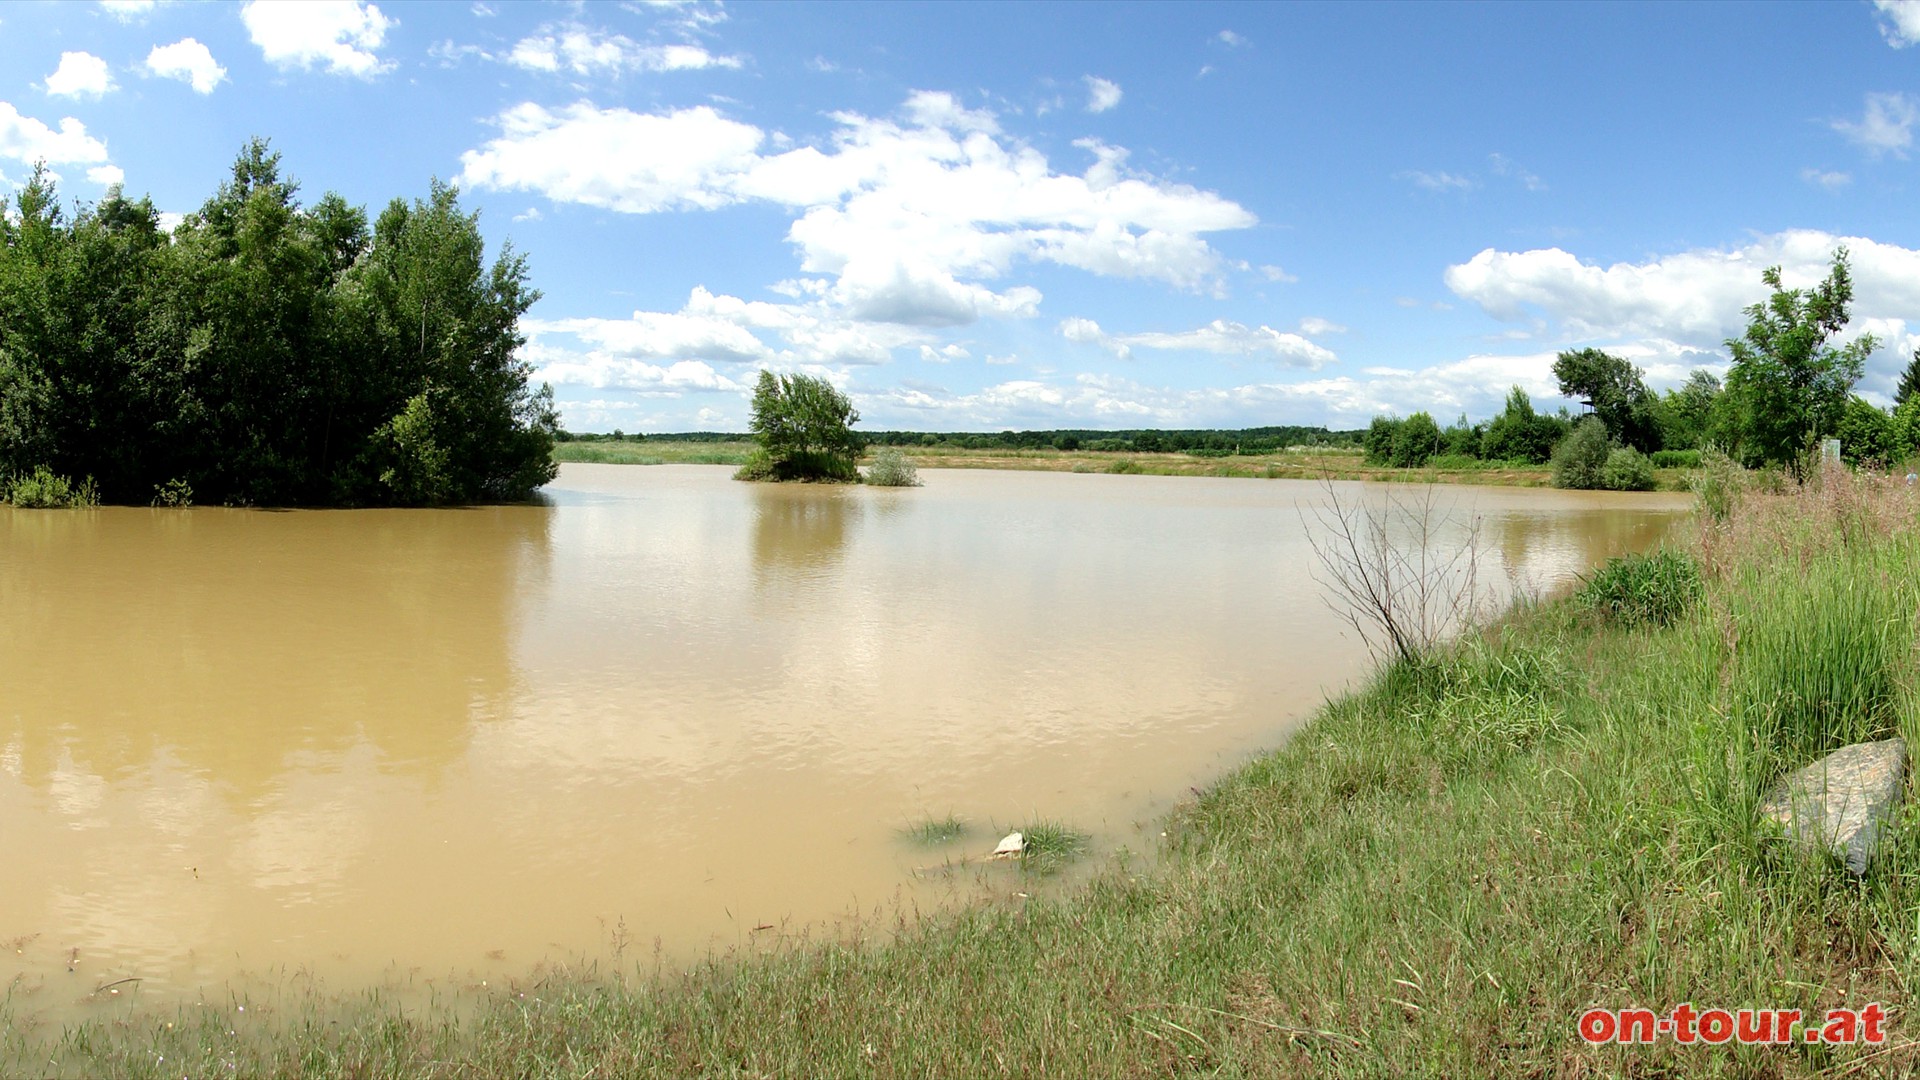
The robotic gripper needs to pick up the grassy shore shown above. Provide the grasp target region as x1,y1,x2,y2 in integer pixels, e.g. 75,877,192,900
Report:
553,439,1696,490
12,469,1920,1077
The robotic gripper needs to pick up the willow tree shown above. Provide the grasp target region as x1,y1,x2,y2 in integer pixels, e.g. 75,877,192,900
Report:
737,370,862,482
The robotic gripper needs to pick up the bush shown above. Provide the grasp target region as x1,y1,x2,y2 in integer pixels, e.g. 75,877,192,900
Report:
1691,448,1741,522
732,448,778,482
743,370,862,482
4,465,98,508
1577,549,1702,628
1363,416,1398,466
1389,412,1441,468
1599,447,1656,491
864,447,920,487
1652,449,1702,469
1427,453,1482,470
1550,416,1610,489
1107,458,1142,475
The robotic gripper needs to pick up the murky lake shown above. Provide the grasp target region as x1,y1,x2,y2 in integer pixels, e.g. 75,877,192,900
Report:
0,464,1690,1021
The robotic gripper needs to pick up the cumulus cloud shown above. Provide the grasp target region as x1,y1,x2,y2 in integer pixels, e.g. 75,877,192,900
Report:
86,164,124,185
1876,0,1920,46
1216,30,1247,47
1058,316,1337,369
1299,317,1346,335
241,0,394,77
1488,153,1544,191
1833,92,1917,157
1084,76,1122,113
507,26,742,75
145,39,227,93
0,103,111,169
45,53,115,98
1445,231,1920,350
461,91,1256,328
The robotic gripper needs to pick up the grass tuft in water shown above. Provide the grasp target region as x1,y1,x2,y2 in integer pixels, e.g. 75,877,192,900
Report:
899,814,968,846
1016,820,1089,873
1575,547,1702,629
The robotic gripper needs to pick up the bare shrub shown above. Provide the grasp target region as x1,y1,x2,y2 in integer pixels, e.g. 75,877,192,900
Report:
1303,479,1488,665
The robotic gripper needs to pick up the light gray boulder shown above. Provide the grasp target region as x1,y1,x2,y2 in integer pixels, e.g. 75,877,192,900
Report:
1760,737,1906,876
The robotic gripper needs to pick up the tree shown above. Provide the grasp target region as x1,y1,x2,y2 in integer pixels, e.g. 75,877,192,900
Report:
1835,396,1891,467
1897,347,1920,406
1550,416,1611,489
1481,386,1566,463
740,370,863,481
1362,416,1399,465
1552,348,1659,452
1719,249,1874,471
1390,411,1441,467
1654,369,1721,451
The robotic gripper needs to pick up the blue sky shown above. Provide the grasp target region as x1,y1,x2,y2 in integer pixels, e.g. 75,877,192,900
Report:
4,0,1920,433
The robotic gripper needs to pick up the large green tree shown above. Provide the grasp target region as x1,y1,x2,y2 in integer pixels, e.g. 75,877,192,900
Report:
1552,348,1659,452
741,370,863,482
1718,249,1874,470
0,140,556,506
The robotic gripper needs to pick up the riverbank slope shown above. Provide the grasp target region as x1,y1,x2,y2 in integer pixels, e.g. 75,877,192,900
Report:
9,471,1915,1077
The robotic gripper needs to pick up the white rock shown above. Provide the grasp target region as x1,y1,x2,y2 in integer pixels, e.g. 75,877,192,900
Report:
992,831,1025,858
1761,737,1906,876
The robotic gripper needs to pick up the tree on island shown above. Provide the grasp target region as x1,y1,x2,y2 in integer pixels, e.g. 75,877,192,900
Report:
1717,249,1874,471
734,370,863,482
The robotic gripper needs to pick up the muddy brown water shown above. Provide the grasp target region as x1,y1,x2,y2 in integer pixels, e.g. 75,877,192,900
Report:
0,464,1690,1023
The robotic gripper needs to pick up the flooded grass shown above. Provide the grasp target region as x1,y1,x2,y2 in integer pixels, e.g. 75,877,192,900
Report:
899,814,969,846
1014,820,1090,874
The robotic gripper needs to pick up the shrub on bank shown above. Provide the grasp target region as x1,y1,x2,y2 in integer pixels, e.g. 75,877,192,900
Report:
1550,416,1610,489
1577,549,1702,628
4,466,98,508
1600,447,1656,491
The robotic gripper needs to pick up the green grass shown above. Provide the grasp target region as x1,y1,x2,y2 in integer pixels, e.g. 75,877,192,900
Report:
11,471,1920,1077
1575,547,1704,628
1012,820,1090,874
899,814,968,846
551,440,756,466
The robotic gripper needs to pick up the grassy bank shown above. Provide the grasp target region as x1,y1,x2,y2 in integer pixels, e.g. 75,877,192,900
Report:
554,439,1697,490
12,471,1920,1077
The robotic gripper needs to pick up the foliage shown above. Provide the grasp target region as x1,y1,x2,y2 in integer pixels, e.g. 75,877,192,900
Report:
1553,348,1659,451
863,447,920,487
1651,449,1701,468
1654,369,1721,451
1835,395,1892,467
1599,446,1656,491
1717,248,1874,471
1479,385,1566,464
1386,411,1439,467
1891,394,1920,466
1549,416,1611,489
743,370,863,482
1440,413,1481,457
0,145,556,506
150,478,193,507
1690,448,1742,522
1897,346,1920,406
731,447,779,482
1577,549,1702,628
1362,415,1397,465
3,465,98,507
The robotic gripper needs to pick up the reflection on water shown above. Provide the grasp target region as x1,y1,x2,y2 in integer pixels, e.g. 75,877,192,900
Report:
0,465,1690,1022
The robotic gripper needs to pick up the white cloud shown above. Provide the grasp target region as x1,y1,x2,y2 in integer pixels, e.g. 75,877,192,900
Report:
1258,264,1297,283
1443,230,1920,391
507,26,742,75
98,0,156,20
86,164,124,185
1299,317,1347,335
1404,170,1476,193
462,91,1257,328
918,343,969,363
0,103,111,169
1059,316,1337,369
1801,167,1851,190
1216,30,1247,47
512,206,542,222
145,39,227,94
241,0,394,78
44,53,115,99
1833,92,1917,157
1084,76,1122,113
1487,153,1544,191
1875,0,1920,46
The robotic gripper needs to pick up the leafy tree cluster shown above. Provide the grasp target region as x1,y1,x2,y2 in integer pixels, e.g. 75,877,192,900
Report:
737,370,864,482
0,141,558,507
1361,251,1899,483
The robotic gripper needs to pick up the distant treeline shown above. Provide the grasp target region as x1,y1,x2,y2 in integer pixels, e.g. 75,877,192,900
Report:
559,425,1366,455
0,141,558,507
